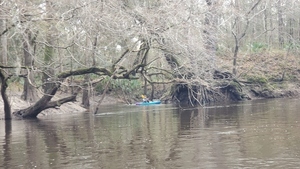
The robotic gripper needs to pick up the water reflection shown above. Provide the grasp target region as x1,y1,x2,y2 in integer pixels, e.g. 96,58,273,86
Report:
0,99,300,168
3,121,12,169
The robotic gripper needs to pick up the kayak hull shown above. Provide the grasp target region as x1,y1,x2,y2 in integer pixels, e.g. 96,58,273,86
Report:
136,100,161,105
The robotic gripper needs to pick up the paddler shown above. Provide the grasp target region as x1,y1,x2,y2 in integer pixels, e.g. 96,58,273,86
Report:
141,95,149,103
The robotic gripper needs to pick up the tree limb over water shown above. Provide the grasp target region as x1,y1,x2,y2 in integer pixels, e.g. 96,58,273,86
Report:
2,64,145,119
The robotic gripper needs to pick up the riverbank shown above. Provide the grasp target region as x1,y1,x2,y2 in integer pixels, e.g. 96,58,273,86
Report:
2,80,299,118
0,90,126,119
218,50,300,100
1,50,299,118
242,81,300,99
0,82,299,119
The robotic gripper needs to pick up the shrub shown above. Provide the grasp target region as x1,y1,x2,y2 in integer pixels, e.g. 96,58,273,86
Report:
247,76,268,84
248,42,268,53
95,77,142,94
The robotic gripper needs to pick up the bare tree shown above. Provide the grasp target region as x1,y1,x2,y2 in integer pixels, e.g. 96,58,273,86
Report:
231,0,263,75
0,0,8,65
21,29,39,102
0,0,299,120
42,0,56,92
277,0,285,48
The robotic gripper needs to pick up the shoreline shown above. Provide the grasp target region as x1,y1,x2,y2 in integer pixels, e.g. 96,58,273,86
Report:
1,80,299,119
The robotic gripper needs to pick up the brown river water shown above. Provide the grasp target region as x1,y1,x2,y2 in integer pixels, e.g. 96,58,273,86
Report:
0,98,300,169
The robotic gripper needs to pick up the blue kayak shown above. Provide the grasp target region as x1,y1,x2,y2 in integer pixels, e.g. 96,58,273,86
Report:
136,100,161,105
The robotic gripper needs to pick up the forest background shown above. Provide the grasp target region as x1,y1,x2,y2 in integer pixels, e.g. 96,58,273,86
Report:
0,0,299,119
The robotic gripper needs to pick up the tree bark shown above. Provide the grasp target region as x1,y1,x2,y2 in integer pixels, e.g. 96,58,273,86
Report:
13,84,60,118
0,4,7,65
81,37,97,108
21,30,39,102
204,0,218,68
0,70,11,120
12,66,138,118
232,31,239,76
277,0,284,48
42,0,55,92
82,74,90,108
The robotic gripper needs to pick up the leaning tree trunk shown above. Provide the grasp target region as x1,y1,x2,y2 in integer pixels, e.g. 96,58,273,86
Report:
14,82,77,118
12,67,114,118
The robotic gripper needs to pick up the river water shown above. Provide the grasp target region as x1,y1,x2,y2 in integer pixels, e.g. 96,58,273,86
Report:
0,98,300,169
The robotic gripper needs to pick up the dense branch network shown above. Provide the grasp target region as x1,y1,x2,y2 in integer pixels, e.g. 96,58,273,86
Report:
11,61,153,118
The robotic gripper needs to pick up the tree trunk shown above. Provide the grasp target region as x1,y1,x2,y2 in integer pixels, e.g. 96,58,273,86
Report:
42,37,55,92
204,0,218,68
263,7,268,45
143,78,147,95
0,4,10,119
232,32,239,76
0,70,11,120
82,74,90,108
81,36,97,109
0,7,7,65
231,0,261,76
288,18,293,44
150,83,154,100
42,0,55,92
277,0,284,48
21,30,39,102
231,1,240,76
12,67,114,118
14,83,77,118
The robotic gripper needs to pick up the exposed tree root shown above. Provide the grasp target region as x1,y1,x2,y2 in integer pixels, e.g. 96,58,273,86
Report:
170,70,250,106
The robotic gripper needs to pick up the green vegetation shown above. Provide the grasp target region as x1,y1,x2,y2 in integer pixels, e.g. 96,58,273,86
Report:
95,77,142,95
246,75,268,84
248,42,268,53
284,43,300,50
